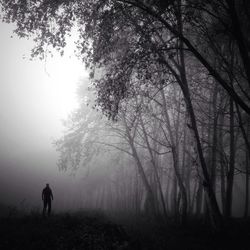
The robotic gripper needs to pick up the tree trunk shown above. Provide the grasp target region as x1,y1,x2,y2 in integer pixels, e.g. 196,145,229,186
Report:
234,104,250,218
211,84,219,190
244,149,249,218
175,0,222,226
139,111,168,219
160,89,188,224
195,180,204,217
172,176,178,218
218,112,226,215
225,97,235,218
121,112,157,216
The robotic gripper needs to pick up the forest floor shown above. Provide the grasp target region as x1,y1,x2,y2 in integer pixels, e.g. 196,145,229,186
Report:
0,211,250,250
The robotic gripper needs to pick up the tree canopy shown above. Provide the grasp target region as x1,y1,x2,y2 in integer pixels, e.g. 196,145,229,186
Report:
1,0,250,115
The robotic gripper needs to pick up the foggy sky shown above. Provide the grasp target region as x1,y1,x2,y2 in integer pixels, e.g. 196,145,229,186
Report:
0,22,86,211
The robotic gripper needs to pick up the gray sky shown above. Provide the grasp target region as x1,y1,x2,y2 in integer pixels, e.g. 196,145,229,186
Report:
0,22,87,211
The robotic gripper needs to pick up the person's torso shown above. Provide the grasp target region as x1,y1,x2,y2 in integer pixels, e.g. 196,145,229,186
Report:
43,187,52,199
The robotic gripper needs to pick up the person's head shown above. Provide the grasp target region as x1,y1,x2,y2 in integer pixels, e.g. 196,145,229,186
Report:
46,183,49,188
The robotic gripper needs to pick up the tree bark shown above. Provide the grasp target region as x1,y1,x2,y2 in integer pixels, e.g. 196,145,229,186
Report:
210,84,219,190
225,97,235,218
244,147,249,218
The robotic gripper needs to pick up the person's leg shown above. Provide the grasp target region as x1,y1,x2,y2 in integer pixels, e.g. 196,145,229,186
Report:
48,200,51,216
43,200,47,217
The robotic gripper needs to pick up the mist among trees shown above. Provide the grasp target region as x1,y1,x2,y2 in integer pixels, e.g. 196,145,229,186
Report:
0,0,250,249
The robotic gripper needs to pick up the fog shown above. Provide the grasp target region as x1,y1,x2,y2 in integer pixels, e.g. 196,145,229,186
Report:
0,18,248,220
0,22,85,212
1,2,250,249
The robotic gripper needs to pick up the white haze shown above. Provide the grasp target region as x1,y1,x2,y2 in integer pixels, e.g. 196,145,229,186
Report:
0,22,88,211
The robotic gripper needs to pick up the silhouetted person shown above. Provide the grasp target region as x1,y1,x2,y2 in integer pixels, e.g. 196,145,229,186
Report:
42,183,53,216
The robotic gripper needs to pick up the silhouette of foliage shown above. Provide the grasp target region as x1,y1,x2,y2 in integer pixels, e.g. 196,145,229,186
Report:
1,0,250,115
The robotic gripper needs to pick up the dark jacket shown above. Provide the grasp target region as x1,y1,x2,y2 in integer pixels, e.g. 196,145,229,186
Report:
42,187,53,201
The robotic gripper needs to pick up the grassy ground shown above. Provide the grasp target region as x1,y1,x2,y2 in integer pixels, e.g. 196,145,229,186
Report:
0,211,129,250
0,211,250,250
111,214,250,250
